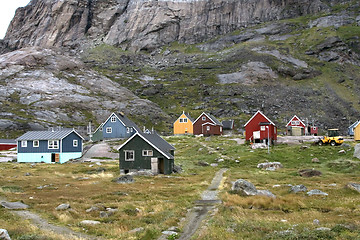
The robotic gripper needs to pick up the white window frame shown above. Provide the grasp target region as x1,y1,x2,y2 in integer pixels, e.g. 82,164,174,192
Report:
124,150,135,161
184,118,188,123
220,126,222,132
106,127,112,133
21,140,27,148
179,118,183,123
48,140,59,149
126,127,130,133
111,116,116,122
33,140,39,148
260,126,266,131
207,126,210,131
73,139,78,147
202,116,206,121
142,150,153,157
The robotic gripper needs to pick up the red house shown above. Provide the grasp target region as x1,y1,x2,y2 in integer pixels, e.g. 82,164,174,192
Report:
0,139,17,151
286,115,306,136
244,111,277,144
193,112,223,136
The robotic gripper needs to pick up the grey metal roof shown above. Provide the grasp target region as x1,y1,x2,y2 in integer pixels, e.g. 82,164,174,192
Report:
16,129,83,141
0,139,16,144
222,120,234,130
140,131,175,159
184,112,194,122
207,113,223,126
114,112,141,132
349,120,360,129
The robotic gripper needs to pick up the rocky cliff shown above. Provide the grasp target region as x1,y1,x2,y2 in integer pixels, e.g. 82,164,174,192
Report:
2,0,347,52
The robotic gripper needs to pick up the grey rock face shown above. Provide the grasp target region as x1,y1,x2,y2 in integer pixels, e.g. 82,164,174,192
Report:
309,14,355,28
257,189,276,198
307,189,328,196
353,144,360,159
4,0,334,52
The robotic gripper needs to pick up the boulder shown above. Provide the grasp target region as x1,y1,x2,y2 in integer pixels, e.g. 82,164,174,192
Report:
56,203,71,211
307,189,328,196
311,158,320,163
290,184,307,193
113,175,134,183
210,163,218,167
353,144,360,159
172,165,183,173
232,179,258,196
257,190,276,198
299,169,322,177
80,220,101,225
197,161,210,166
0,229,11,240
0,201,29,210
86,204,106,213
346,183,360,193
257,162,283,171
128,227,144,234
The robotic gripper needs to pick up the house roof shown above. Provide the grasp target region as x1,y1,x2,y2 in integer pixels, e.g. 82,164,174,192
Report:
222,120,234,130
105,112,141,132
0,139,16,144
349,120,360,129
285,115,306,127
16,129,84,141
173,111,194,124
353,121,360,129
244,110,275,127
118,132,175,159
194,112,222,126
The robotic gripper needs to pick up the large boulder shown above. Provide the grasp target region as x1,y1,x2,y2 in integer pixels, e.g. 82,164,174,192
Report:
257,162,283,171
0,201,29,210
290,184,307,193
0,229,11,240
347,183,360,193
307,189,328,196
299,169,322,177
232,179,258,196
55,203,71,211
113,175,134,184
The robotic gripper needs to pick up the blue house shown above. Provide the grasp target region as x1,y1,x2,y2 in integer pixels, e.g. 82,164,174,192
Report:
16,129,84,164
91,112,139,141
348,120,359,136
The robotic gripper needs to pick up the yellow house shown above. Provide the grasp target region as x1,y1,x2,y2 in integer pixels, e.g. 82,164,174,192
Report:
354,122,360,141
173,111,194,135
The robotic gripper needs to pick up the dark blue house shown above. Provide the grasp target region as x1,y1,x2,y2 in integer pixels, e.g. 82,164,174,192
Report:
16,129,84,164
91,112,139,141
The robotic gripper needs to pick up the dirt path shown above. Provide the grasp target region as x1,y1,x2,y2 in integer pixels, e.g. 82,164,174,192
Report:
158,168,228,240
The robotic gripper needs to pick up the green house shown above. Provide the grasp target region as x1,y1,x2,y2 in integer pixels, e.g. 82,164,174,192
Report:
118,132,175,175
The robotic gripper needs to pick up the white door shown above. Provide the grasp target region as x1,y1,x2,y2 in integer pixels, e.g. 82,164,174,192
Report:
151,158,158,174
253,131,260,139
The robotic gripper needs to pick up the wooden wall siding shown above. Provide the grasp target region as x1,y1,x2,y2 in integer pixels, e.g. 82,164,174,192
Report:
245,113,277,141
173,113,193,135
119,135,173,174
18,140,61,154
193,113,221,135
62,132,82,153
91,127,104,142
354,125,360,141
202,123,222,136
103,114,134,139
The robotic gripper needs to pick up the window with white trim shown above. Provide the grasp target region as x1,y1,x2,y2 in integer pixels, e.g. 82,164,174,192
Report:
126,127,130,133
202,116,206,121
33,140,39,148
21,141,27,148
111,116,116,122
220,126,222,132
124,150,134,161
179,118,183,123
100,127,103,131
142,150,153,157
73,140,78,147
260,126,265,131
183,118,188,123
207,126,210,131
48,140,59,149
106,127,112,133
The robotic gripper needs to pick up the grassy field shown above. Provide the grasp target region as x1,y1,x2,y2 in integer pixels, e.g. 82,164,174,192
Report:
1,136,360,239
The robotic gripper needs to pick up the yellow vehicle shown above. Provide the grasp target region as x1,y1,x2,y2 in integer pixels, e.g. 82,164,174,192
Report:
318,129,344,146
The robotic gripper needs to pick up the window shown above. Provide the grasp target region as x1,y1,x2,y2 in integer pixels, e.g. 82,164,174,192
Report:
106,127,112,133
130,128,133,133
48,140,59,149
142,150,153,156
111,116,116,122
124,150,134,161
33,140,39,148
220,127,222,132
202,116,206,121
100,127,103,131
260,126,265,131
73,140,78,147
291,120,299,125
183,118,188,123
126,127,130,133
207,126,210,131
179,118,183,123
21,141,27,148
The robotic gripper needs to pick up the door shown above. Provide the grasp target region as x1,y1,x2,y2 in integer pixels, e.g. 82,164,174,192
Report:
51,153,56,163
158,158,164,174
151,158,158,174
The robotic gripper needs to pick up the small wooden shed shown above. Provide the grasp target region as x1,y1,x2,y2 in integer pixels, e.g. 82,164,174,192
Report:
118,131,175,175
286,115,306,136
244,110,277,144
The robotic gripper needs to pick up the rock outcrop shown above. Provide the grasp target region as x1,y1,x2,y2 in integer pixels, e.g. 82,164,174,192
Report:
0,47,169,132
3,0,342,52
